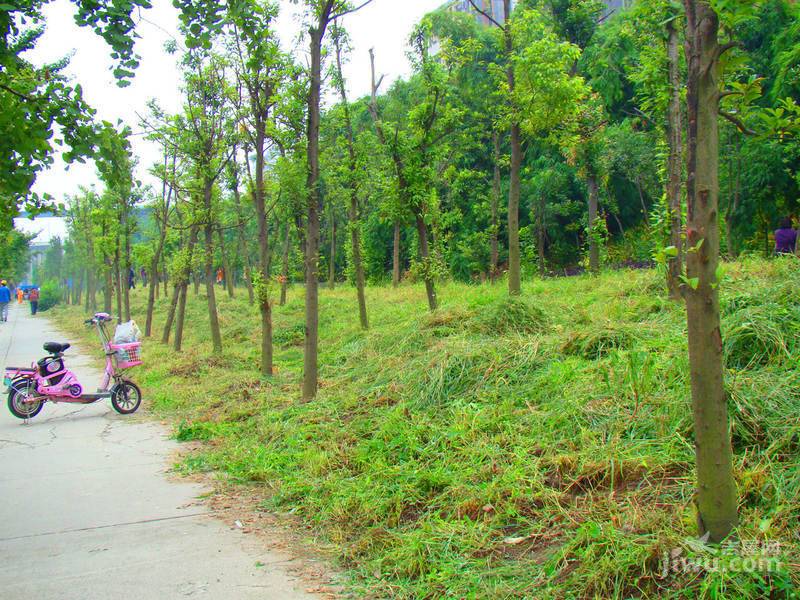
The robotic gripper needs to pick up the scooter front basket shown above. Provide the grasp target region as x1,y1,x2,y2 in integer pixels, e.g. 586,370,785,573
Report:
109,342,143,369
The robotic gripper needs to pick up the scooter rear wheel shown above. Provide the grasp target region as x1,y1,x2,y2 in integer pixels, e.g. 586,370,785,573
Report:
8,379,44,419
110,380,141,415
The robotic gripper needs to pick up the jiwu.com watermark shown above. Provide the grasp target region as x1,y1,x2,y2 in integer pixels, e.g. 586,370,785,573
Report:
659,534,784,578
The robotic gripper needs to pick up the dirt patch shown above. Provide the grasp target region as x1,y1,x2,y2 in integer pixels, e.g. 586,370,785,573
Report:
166,446,345,598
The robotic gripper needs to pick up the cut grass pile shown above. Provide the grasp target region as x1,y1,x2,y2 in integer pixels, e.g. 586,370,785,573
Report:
55,257,800,599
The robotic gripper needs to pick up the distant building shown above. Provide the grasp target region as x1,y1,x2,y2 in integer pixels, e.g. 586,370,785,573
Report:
27,243,48,284
13,216,67,284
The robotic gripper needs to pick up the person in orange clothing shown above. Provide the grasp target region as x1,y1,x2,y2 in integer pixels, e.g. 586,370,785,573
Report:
16,287,23,303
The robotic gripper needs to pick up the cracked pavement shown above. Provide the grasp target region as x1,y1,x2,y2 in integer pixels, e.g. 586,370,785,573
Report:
0,303,315,599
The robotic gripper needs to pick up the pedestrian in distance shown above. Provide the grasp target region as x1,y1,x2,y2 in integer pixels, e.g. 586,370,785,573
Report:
140,266,147,287
775,217,797,255
0,280,10,322
29,287,39,315
16,287,23,304
128,267,136,290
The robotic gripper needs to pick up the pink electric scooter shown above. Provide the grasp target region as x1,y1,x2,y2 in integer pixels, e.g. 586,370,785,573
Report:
4,313,143,420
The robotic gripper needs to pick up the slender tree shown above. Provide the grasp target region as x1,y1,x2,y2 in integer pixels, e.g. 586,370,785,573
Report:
228,1,286,376
666,14,684,299
301,0,375,399
181,55,233,354
145,143,176,337
467,0,522,294
331,23,369,328
682,0,739,542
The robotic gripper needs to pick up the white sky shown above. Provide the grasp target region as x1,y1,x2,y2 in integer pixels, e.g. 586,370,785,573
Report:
13,216,69,246
26,0,444,206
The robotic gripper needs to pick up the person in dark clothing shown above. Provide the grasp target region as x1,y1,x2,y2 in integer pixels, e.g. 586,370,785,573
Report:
775,217,797,255
29,287,39,315
128,267,136,290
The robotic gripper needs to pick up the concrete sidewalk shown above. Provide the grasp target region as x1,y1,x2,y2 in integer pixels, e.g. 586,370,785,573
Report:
0,303,315,599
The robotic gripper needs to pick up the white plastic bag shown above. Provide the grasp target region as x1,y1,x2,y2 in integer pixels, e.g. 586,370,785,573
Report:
114,320,142,344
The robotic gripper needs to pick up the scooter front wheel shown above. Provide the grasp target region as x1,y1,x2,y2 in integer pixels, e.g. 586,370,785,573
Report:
8,379,44,420
110,380,141,415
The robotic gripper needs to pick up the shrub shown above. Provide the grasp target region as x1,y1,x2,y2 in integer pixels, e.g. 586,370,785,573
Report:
37,281,60,312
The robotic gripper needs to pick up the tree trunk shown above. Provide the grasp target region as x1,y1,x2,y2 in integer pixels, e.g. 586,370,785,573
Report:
73,272,83,305
504,1,522,296
332,33,369,328
667,17,684,300
415,214,437,311
508,125,522,293
233,183,255,304
725,134,741,259
302,21,330,400
587,173,601,274
217,227,235,299
491,130,501,282
173,223,199,352
173,282,189,352
114,248,123,323
683,0,737,542
351,205,369,328
162,284,180,345
328,207,336,289
85,235,96,312
280,222,290,306
145,224,169,337
537,194,546,278
122,208,131,322
84,271,92,312
203,183,223,354
103,257,113,314
253,125,273,377
763,215,770,258
392,220,401,286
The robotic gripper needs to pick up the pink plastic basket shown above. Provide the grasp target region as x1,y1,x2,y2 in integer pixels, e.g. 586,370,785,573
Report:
110,342,143,369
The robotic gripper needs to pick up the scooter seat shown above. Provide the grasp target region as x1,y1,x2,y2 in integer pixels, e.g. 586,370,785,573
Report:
43,342,71,354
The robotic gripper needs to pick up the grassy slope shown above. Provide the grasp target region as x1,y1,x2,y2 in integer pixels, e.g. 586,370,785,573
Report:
54,258,799,599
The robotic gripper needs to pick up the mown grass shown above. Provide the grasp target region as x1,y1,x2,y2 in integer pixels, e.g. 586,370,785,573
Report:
54,257,800,599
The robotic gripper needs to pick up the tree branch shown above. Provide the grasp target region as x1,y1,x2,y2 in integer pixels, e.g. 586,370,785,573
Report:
0,83,35,102
331,0,376,21
718,89,743,100
467,0,504,29
719,110,755,135
716,41,739,59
